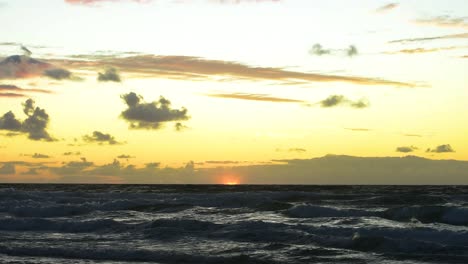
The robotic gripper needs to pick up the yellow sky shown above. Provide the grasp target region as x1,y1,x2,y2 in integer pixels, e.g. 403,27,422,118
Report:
0,0,467,183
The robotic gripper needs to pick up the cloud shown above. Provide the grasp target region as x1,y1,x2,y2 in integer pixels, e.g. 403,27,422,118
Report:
206,93,306,103
205,160,240,164
0,99,54,141
0,55,74,81
65,0,151,6
288,148,306,153
413,16,468,29
53,55,415,87
346,45,358,57
403,134,422,137
462,55,468,58
309,44,359,57
0,163,15,175
319,95,369,109
345,128,372,132
63,151,81,156
0,84,52,96
396,146,418,153
426,144,455,153
43,69,73,80
97,68,121,82
83,131,123,145
21,46,32,57
29,153,51,159
384,46,468,54
174,122,189,131
309,43,331,56
0,93,24,98
5,155,468,184
0,55,53,79
389,33,468,44
120,92,190,129
117,154,134,159
375,3,399,13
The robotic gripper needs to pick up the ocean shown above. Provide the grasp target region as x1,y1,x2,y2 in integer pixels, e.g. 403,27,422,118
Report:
0,184,467,263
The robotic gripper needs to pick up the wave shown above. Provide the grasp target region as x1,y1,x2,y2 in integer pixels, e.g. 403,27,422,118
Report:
0,218,127,232
382,206,468,226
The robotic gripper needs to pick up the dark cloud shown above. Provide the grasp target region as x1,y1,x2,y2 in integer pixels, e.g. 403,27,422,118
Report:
51,159,94,176
5,155,468,184
117,154,134,159
21,99,55,141
0,99,54,141
120,92,190,129
346,45,358,57
83,131,122,145
396,146,418,153
63,151,81,156
375,3,399,13
309,43,331,56
0,163,15,175
0,55,53,79
427,144,455,153
174,122,189,131
206,93,306,103
53,55,415,87
43,68,72,80
319,95,369,109
21,46,32,57
310,44,359,58
413,16,468,29
30,153,51,159
389,33,468,44
215,155,468,184
98,68,121,82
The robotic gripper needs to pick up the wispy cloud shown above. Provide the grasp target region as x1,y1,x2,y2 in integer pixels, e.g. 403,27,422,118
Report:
53,55,415,87
345,128,372,132
389,33,468,44
414,15,468,29
375,3,399,13
318,95,369,109
206,93,306,103
0,93,24,98
0,84,52,96
65,0,151,6
403,133,423,137
384,46,468,54
309,44,359,57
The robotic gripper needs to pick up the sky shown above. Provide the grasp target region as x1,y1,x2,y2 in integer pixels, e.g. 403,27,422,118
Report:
0,0,467,184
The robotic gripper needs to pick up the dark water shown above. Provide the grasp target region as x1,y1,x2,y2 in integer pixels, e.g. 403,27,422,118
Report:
0,184,467,263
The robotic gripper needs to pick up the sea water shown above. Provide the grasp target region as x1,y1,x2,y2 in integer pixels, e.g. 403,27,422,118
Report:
0,184,467,263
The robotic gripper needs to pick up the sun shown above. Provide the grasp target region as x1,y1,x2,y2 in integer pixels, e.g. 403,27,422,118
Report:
224,180,239,185
220,174,241,185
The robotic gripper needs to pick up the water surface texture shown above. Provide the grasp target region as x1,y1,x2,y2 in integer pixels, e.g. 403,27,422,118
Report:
0,185,467,263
